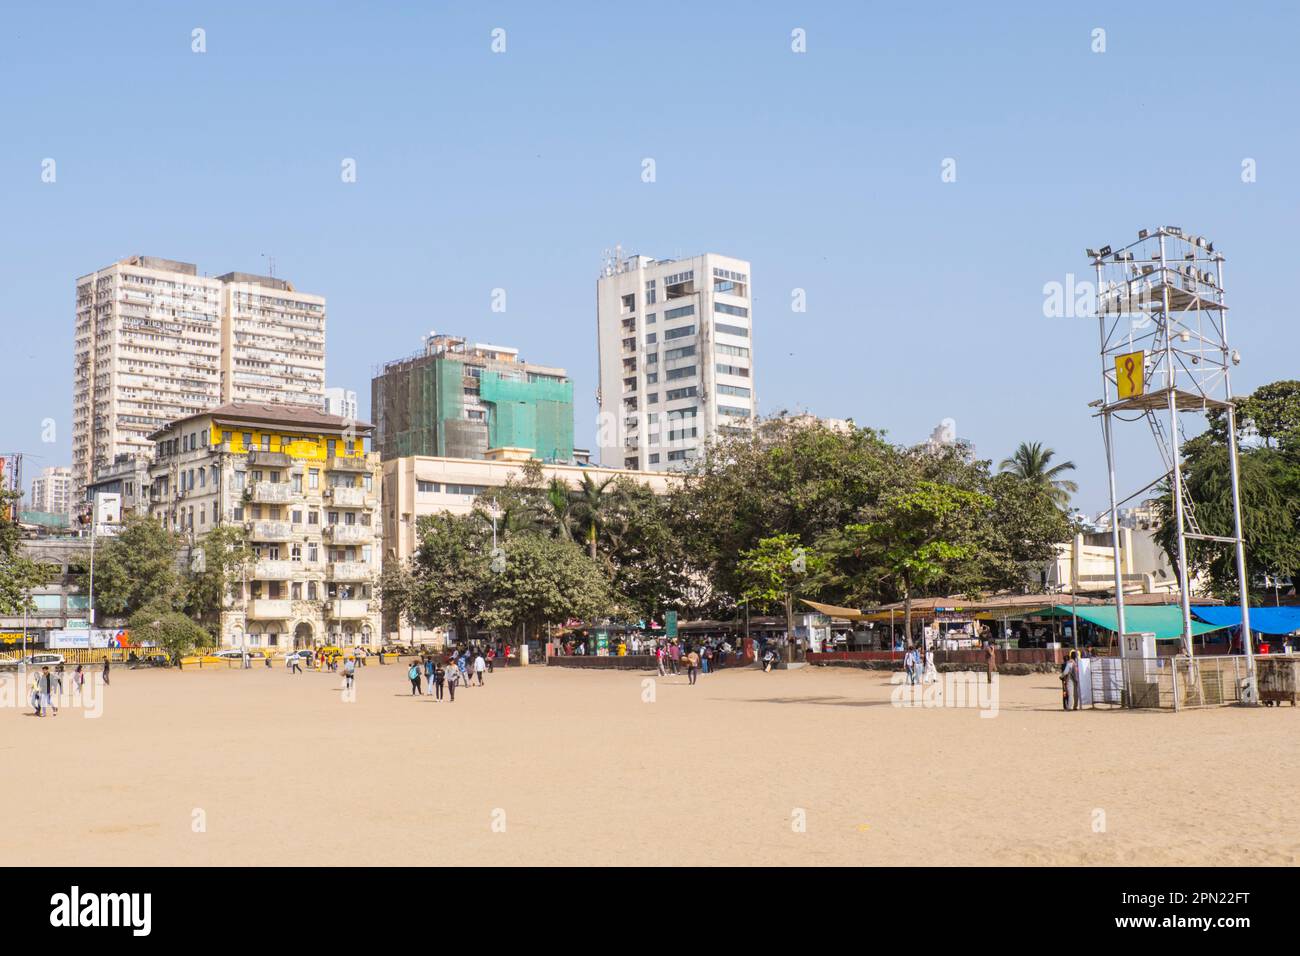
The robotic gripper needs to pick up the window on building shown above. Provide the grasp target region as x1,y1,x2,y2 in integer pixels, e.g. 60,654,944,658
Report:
665,386,697,401
664,305,695,320
417,480,439,493
716,363,750,377
715,322,749,338
714,302,749,317
308,543,319,563
648,453,660,464
309,469,319,490
666,366,695,381
718,384,751,397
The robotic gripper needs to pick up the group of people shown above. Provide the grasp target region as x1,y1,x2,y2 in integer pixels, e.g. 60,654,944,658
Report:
29,660,102,717
406,644,496,702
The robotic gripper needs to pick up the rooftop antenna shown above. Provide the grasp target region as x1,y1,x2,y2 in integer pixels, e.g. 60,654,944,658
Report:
261,254,276,278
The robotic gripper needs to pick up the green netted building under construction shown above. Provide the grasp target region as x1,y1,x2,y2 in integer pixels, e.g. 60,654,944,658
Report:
371,334,575,462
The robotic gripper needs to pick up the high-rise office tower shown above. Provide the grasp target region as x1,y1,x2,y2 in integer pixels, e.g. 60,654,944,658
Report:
72,256,325,494
595,252,755,470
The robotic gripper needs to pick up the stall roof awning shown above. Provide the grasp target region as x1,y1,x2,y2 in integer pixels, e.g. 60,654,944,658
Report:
801,599,869,621
1192,606,1300,636
1054,605,1227,640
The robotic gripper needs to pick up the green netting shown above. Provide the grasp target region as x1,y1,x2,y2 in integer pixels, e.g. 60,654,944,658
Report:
480,372,573,460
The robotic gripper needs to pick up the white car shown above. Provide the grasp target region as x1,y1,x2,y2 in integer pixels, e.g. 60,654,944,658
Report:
24,653,66,667
212,648,266,660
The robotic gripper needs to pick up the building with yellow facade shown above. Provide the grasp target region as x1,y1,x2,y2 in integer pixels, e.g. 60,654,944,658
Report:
147,403,382,650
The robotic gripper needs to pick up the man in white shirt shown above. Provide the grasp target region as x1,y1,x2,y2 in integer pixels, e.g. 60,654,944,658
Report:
473,653,486,686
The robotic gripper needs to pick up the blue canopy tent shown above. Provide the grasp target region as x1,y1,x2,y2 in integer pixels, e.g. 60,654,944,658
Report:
1192,606,1300,636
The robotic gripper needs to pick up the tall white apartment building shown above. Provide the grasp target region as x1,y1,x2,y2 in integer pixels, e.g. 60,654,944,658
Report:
323,387,359,422
73,256,326,494
30,466,74,516
596,252,755,470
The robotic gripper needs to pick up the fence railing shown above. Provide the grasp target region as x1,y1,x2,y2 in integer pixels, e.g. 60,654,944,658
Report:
1087,654,1260,710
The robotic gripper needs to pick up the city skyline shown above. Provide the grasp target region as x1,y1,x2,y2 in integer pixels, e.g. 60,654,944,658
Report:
2,4,1298,513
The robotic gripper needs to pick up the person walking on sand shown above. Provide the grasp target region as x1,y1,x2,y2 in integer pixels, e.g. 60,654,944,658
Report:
408,661,422,695
30,672,43,716
984,640,997,684
432,660,445,701
473,652,486,686
656,643,667,677
73,664,85,694
685,647,700,686
424,656,435,693
456,653,470,688
445,659,460,702
101,658,110,686
343,656,356,691
38,666,57,717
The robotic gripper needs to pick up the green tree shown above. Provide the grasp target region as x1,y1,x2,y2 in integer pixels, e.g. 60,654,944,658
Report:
533,477,576,543
736,533,825,659
998,441,1078,507
0,488,54,614
183,525,253,623
574,473,618,561
673,415,894,604
1156,380,1300,600
479,534,618,644
83,515,183,618
127,599,214,660
407,512,493,641
830,479,992,647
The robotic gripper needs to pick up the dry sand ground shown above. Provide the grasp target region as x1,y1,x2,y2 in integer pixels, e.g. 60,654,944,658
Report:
1,661,1296,866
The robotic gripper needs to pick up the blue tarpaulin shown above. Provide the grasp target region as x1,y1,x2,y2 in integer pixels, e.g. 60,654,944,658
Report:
1191,606,1300,636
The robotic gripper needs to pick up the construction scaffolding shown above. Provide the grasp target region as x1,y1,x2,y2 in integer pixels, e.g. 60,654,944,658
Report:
1087,226,1256,701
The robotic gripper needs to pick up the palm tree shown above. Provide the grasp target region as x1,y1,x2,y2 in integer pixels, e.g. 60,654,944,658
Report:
575,474,618,561
999,441,1078,507
540,478,577,542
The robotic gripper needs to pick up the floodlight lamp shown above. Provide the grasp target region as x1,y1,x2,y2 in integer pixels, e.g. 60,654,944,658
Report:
1086,248,1099,258
1179,329,1190,343
1099,245,1113,257
1137,229,1149,240
1232,350,1241,366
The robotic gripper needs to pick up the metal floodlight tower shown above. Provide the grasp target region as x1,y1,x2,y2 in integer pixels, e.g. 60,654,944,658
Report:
1089,227,1255,700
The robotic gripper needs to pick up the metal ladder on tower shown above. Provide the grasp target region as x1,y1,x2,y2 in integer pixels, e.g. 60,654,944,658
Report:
1145,410,1202,536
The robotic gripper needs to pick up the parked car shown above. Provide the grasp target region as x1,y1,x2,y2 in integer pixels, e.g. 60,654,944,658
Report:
211,648,267,661
24,653,66,667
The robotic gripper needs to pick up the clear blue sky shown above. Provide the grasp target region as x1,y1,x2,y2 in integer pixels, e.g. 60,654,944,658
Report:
2,1,1297,514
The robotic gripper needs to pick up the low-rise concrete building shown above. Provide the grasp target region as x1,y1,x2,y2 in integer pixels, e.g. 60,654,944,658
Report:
147,403,382,651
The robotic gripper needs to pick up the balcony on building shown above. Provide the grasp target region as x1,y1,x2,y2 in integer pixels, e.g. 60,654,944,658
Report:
325,524,372,543
247,450,294,468
327,599,370,619
328,562,372,582
327,456,369,474
247,599,292,619
249,480,292,504
249,520,294,542
326,486,369,507
253,559,296,579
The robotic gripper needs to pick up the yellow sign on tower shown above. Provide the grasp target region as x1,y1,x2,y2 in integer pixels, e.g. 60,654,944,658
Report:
1115,350,1145,399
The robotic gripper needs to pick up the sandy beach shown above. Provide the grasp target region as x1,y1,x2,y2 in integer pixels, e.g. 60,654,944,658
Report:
1,661,1296,867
